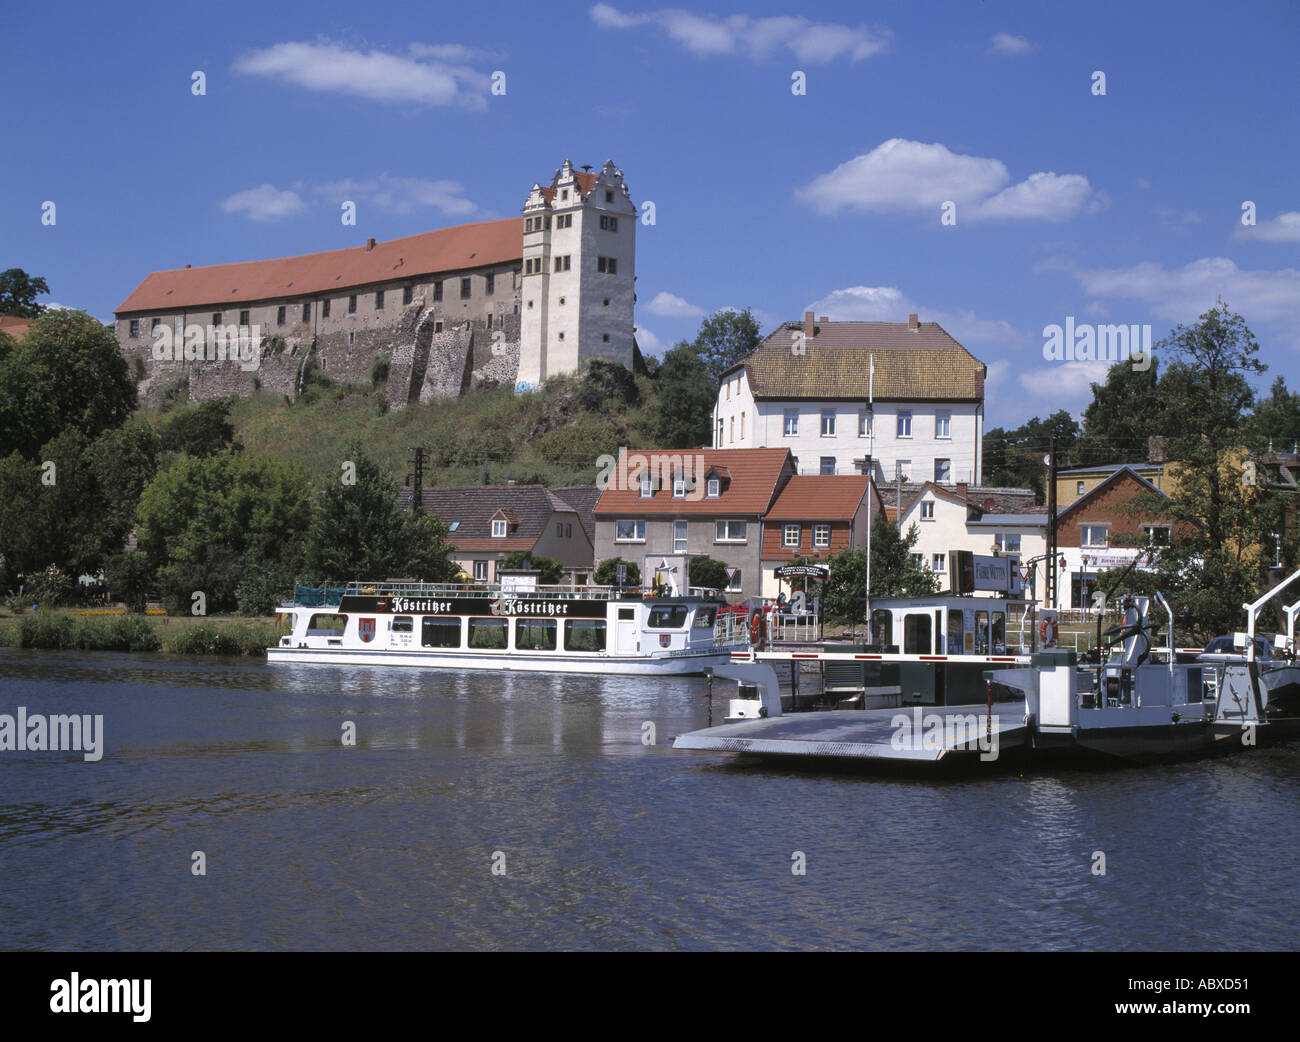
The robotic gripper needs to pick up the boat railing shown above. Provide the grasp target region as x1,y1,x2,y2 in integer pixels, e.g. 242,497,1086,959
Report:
286,580,678,605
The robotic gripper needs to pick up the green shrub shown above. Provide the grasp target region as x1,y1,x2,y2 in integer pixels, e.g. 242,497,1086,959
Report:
19,613,78,649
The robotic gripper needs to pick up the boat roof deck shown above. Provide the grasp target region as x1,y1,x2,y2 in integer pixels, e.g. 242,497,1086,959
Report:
673,701,1030,763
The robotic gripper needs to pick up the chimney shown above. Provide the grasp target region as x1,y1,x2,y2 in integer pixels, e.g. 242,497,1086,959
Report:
1148,435,1167,464
803,310,814,340
185,264,191,269
908,313,919,330
818,315,828,324
365,237,376,252
956,481,968,501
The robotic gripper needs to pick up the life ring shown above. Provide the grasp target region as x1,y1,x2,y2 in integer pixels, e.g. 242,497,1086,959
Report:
1039,617,1058,648
749,611,765,646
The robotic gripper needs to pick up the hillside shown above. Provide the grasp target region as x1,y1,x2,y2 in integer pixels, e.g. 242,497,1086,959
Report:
219,362,660,487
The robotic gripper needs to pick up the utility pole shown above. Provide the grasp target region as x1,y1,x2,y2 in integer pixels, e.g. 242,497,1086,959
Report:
1046,436,1058,610
407,446,427,514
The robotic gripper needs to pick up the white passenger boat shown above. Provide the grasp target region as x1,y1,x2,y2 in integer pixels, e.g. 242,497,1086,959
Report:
268,581,742,675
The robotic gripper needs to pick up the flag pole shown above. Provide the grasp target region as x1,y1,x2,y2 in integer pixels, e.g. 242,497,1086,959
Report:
865,354,874,644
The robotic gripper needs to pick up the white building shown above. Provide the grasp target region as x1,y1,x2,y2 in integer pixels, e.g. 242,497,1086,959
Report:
518,159,637,387
713,313,986,485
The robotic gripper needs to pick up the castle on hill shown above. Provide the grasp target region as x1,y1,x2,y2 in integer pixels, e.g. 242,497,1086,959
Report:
114,158,638,406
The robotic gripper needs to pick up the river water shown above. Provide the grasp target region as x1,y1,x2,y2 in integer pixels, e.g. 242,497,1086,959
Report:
1,648,1297,951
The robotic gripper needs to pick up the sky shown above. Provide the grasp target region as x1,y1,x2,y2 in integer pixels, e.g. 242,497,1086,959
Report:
3,0,1297,430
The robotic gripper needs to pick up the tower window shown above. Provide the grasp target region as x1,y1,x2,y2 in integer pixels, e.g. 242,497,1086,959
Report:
375,289,385,310
486,273,495,295
402,285,413,305
239,310,249,326
600,215,618,231
554,256,571,272
603,298,610,307
348,295,357,314
460,278,472,299
302,301,311,323
602,333,610,342
323,299,331,318
433,280,443,302
434,320,443,332
277,306,286,325
598,257,617,274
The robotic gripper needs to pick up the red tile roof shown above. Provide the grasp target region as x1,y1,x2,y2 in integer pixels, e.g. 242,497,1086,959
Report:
0,314,32,340
116,218,522,314
593,448,794,516
765,475,870,520
539,171,597,203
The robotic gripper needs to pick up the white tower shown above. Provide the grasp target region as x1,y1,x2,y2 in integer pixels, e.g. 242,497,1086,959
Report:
517,159,636,389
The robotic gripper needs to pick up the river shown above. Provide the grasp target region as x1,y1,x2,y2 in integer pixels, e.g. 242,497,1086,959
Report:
1,649,1297,950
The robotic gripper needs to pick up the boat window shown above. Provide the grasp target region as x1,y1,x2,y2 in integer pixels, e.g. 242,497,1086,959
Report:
391,616,413,633
468,618,508,649
565,618,607,652
647,606,688,629
975,611,990,655
903,613,932,655
617,607,636,621
515,619,557,651
991,614,1005,653
693,607,717,629
307,613,347,636
1186,667,1203,703
871,610,892,649
421,617,461,648
947,609,964,655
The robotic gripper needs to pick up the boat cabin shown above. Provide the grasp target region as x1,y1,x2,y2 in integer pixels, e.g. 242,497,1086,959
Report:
869,594,1019,656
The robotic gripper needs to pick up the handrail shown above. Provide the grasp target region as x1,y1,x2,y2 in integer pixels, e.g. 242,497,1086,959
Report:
1243,567,1300,663
286,580,727,607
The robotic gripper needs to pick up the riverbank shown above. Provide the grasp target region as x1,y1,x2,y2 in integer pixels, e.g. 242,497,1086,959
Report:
0,611,284,656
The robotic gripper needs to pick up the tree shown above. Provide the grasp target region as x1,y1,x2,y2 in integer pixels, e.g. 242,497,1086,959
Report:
1249,376,1300,453
158,398,239,457
1074,358,1162,467
0,269,49,318
687,555,729,591
594,557,640,587
301,443,456,585
501,550,564,584
1129,302,1289,639
650,342,715,447
692,308,762,385
0,309,136,458
982,410,1079,497
137,452,311,612
822,521,937,619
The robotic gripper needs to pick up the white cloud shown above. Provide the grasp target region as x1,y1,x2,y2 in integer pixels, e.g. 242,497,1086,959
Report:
645,291,705,319
1071,258,1300,339
219,184,307,222
588,4,890,62
635,326,665,354
989,32,1033,55
795,138,1100,223
232,40,492,109
313,176,479,217
1015,360,1114,419
1234,211,1300,243
715,304,779,328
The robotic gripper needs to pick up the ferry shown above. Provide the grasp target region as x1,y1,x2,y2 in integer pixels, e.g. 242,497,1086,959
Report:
268,580,742,676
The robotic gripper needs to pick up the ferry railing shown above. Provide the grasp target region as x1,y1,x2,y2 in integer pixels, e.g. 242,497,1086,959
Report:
288,580,732,606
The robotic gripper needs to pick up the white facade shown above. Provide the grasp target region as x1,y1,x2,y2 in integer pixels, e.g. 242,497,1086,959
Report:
713,372,983,483
518,159,636,388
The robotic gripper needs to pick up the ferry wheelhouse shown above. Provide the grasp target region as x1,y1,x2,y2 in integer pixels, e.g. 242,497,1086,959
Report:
268,581,741,675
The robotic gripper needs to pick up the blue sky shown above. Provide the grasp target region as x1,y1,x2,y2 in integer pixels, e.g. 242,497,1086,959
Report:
4,0,1297,428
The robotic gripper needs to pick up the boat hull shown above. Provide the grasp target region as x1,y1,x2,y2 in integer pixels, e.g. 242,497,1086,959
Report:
266,645,731,676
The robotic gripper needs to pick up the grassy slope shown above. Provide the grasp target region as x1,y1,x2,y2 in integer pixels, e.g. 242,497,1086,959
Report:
224,373,658,487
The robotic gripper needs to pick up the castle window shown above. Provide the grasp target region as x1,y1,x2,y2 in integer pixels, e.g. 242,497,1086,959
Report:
558,332,565,341
460,278,471,299
302,302,311,323
602,334,610,342
605,190,613,202
433,280,443,302
323,299,331,318
600,215,618,231
239,310,249,326
561,189,568,200
527,301,533,309
375,290,384,310
211,312,221,326
348,295,357,314
557,214,572,229
402,285,413,306
603,298,610,307
598,257,617,274
277,306,286,325
348,331,354,345
486,273,495,295
559,297,565,305
129,319,139,337
434,321,443,332
486,314,493,329
554,255,571,272
151,318,160,332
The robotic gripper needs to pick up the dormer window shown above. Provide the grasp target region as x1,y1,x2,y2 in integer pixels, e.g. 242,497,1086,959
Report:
491,520,507,538
673,478,686,498
706,478,720,498
639,477,653,498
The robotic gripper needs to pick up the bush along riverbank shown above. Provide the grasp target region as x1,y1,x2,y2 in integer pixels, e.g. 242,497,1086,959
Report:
0,613,284,656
